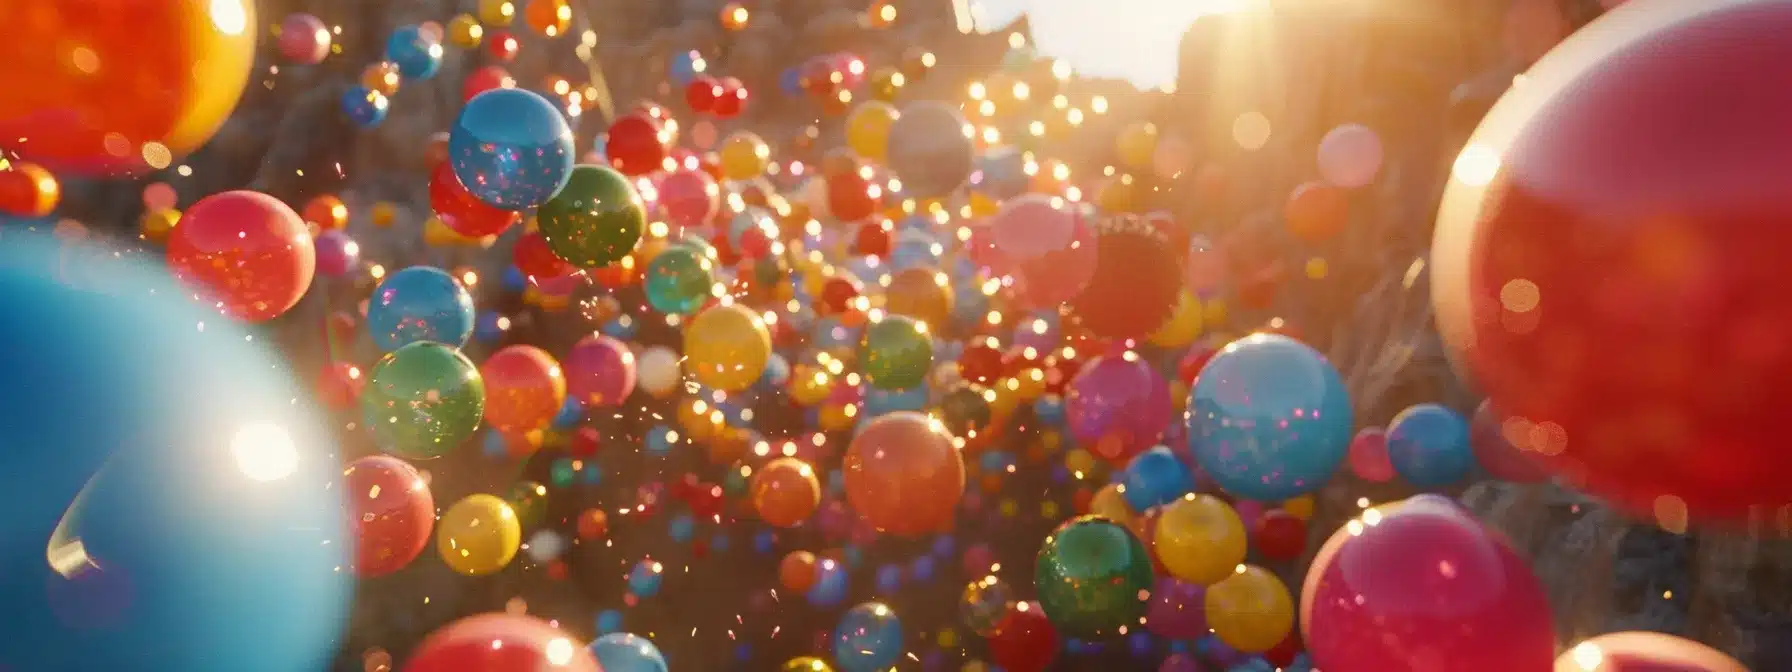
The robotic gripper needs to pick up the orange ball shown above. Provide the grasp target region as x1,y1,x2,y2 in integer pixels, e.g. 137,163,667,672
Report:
362,62,402,96
0,162,60,217
779,550,819,592
844,412,967,536
576,508,608,540
301,194,348,233
524,0,570,37
751,457,820,528
481,345,568,433
0,1,258,175
1283,180,1349,243
720,2,750,30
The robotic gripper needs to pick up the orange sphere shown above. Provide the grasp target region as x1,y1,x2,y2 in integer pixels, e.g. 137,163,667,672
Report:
362,62,402,96
576,508,608,540
720,2,750,30
524,0,570,37
0,162,60,217
1283,181,1349,243
301,194,348,233
751,457,820,528
0,1,258,175
844,411,966,536
481,345,567,433
779,550,819,592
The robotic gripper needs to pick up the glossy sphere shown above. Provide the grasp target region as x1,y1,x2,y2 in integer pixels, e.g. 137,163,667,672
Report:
537,164,645,268
606,112,670,176
1070,214,1183,339
644,245,716,315
429,162,518,238
846,101,899,163
434,494,521,576
988,603,1059,672
720,131,771,181
783,658,835,672
1385,403,1474,488
1471,399,1549,482
1555,632,1747,672
684,304,772,391
340,86,389,127
384,25,442,79
481,345,566,433
834,602,903,672
343,455,434,577
1067,352,1172,465
660,167,721,228
589,633,669,672
860,314,934,390
0,162,60,216
1431,0,1792,521
0,231,346,670
564,334,637,407
278,13,331,65
1154,494,1247,585
1035,516,1154,636
366,266,475,352
1206,565,1294,653
990,194,1096,306
449,89,574,210
405,613,596,671
844,412,966,535
886,101,974,197
752,457,821,527
0,0,258,174
362,342,486,460
1302,495,1555,671
1188,334,1353,501
781,551,819,592
960,576,1012,636
166,190,316,323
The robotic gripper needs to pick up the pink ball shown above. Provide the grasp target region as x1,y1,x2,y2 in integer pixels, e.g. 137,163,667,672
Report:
660,168,721,229
961,543,995,576
564,334,637,407
1065,352,1171,465
1555,632,1745,672
279,13,331,65
1145,578,1208,639
313,230,360,277
1302,495,1555,672
1470,400,1549,483
1316,123,1384,189
1347,426,1395,482
990,193,1096,306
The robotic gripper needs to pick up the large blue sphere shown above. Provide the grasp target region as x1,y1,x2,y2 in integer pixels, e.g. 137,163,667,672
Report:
833,602,904,672
1385,403,1474,488
449,89,576,210
0,232,348,670
384,25,443,80
365,266,475,352
1187,334,1353,501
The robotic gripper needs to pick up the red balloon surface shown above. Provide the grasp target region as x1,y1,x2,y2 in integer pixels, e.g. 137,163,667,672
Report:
988,603,1059,672
828,168,882,223
430,162,519,237
343,455,434,578
686,75,720,113
513,230,576,284
166,190,316,323
481,345,566,433
843,411,966,536
606,112,670,177
404,613,599,672
1069,214,1181,340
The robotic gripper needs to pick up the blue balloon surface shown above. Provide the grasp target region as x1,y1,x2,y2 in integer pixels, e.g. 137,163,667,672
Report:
834,602,904,672
1385,403,1475,488
340,86,389,127
589,632,669,672
0,232,348,671
366,266,475,352
1122,446,1195,511
384,26,442,79
449,88,575,210
1187,334,1352,501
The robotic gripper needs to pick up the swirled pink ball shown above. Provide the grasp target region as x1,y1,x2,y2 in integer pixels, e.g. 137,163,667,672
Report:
279,13,332,65
564,334,637,407
1066,351,1171,465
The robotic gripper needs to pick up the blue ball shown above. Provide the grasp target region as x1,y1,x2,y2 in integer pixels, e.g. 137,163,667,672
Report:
833,602,903,672
1386,403,1474,488
865,386,928,417
473,310,509,344
449,88,575,210
340,86,388,127
875,564,903,594
806,562,848,607
595,609,624,635
668,50,704,86
909,555,936,583
779,67,803,96
0,232,348,670
1188,335,1352,501
710,532,731,552
501,265,528,292
365,266,474,352
552,397,585,430
1122,446,1195,511
628,560,663,597
385,26,442,79
601,314,638,340
645,424,678,456
482,431,510,459
589,633,668,672
758,353,791,391
753,530,777,554
1033,396,1067,426
669,513,695,543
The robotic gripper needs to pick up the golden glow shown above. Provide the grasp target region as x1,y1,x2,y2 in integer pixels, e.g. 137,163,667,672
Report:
232,423,299,482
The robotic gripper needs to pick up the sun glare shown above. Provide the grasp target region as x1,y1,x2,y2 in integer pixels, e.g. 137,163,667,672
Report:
970,0,1251,89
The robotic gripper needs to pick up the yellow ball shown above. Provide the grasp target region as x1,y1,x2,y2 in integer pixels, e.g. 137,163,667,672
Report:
968,191,1000,217
422,216,457,246
987,379,1020,417
1169,380,1190,412
1305,256,1329,279
1149,290,1204,348
1040,500,1060,519
448,14,484,48
1064,447,1096,476
1115,121,1159,171
782,657,835,672
371,201,398,227
521,286,543,306
961,663,989,672
845,101,899,163
719,131,771,181
684,304,772,391
937,628,958,649
1012,368,1046,401
437,494,521,576
789,366,832,406
1282,494,1315,520
1202,297,1229,327
140,208,180,243
1088,483,1134,526
478,0,516,26
819,403,858,432
1038,429,1063,455
1094,175,1141,213
1205,565,1294,653
1155,494,1247,585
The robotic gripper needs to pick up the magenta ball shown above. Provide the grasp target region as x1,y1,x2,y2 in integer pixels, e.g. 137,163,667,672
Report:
564,334,637,407
660,168,721,229
1470,400,1548,483
279,13,332,65
1302,494,1555,672
990,194,1096,306
1145,578,1207,639
1066,351,1171,465
1346,426,1395,483
313,230,360,277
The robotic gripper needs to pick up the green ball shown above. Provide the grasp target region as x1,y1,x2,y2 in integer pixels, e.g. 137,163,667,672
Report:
1034,515,1154,637
938,383,992,436
507,480,549,529
644,244,715,315
536,164,645,268
361,341,485,459
860,314,933,390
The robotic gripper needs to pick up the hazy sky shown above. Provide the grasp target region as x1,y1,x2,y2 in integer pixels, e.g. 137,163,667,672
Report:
968,0,1216,89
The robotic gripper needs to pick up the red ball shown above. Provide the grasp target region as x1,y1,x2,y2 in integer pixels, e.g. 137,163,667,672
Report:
958,340,1005,385
513,231,574,284
819,276,863,315
685,75,720,113
1263,630,1304,668
486,30,519,62
1069,215,1181,340
430,162,518,238
404,613,599,672
1178,342,1218,385
1433,0,1792,521
343,455,434,578
462,65,515,103
166,190,315,323
1253,509,1306,561
852,220,892,257
713,77,748,119
826,166,882,222
987,602,1059,672
606,112,670,177
315,362,366,412
569,426,601,457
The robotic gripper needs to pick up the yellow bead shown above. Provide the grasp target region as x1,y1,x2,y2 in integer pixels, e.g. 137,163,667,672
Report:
371,201,397,227
478,0,516,27
936,628,958,649
448,14,484,48
1306,256,1329,279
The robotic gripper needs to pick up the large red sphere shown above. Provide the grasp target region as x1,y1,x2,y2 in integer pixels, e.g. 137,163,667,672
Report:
606,112,670,177
166,190,315,323
405,613,599,671
1433,0,1792,522
342,455,434,578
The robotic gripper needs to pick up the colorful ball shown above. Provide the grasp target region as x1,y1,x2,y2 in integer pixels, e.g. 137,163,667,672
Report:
1188,335,1352,501
449,89,575,210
